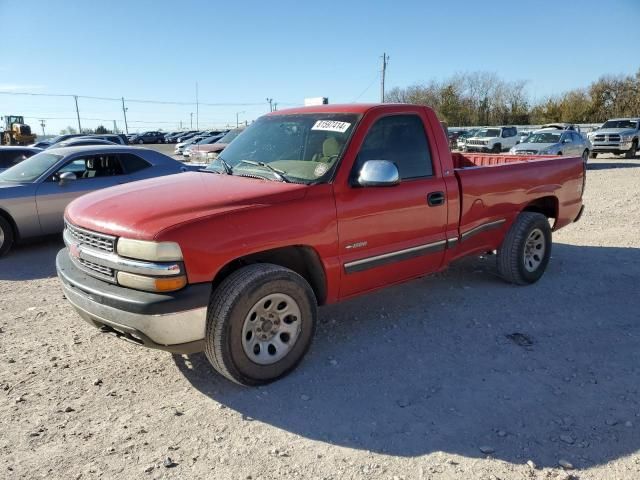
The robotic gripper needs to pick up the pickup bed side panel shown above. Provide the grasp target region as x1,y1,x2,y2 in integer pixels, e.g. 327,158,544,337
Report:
447,155,584,262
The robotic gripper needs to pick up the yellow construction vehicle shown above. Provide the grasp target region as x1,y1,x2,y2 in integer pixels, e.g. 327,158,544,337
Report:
1,115,37,145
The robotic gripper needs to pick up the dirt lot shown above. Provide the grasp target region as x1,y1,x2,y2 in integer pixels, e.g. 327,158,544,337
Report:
1,153,639,480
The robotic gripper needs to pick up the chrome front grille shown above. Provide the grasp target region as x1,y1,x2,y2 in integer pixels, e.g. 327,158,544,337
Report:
609,134,620,141
594,134,621,143
468,139,486,146
65,222,116,253
78,258,115,279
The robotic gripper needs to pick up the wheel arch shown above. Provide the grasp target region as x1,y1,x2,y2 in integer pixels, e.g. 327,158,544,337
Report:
522,196,559,224
210,245,328,306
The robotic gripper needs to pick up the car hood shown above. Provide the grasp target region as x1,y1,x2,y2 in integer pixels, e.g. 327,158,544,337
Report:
594,128,636,135
515,142,557,150
65,171,309,239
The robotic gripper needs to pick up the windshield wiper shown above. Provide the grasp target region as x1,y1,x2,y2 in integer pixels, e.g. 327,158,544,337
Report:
217,157,234,175
238,160,290,183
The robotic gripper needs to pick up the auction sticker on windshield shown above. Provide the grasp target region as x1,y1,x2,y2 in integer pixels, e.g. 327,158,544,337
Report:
311,120,351,133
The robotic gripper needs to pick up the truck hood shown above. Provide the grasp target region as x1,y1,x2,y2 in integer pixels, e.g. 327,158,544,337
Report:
65,171,309,239
594,128,636,135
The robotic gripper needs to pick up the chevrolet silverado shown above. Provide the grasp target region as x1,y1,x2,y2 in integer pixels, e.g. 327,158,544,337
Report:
56,104,585,385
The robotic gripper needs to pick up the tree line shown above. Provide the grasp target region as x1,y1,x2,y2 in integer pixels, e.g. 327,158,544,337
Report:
385,69,640,126
59,125,113,135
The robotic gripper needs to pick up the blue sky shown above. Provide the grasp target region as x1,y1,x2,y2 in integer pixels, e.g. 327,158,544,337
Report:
1,0,638,134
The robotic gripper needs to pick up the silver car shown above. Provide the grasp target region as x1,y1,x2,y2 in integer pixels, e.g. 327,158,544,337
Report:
0,145,198,256
509,128,591,164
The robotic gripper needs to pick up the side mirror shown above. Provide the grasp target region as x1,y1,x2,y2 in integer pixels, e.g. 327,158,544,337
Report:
59,171,77,185
515,140,520,145
357,160,400,187
562,138,571,144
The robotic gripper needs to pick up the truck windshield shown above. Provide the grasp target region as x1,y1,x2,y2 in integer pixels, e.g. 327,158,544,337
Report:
526,132,561,143
475,129,501,137
0,152,62,183
601,120,638,129
205,113,360,183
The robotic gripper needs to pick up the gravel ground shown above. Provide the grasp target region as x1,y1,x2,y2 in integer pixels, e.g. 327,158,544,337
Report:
1,153,639,480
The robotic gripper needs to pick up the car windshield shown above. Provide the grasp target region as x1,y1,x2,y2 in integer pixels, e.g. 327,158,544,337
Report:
601,120,638,129
475,128,501,138
526,132,561,144
204,113,360,183
0,152,63,183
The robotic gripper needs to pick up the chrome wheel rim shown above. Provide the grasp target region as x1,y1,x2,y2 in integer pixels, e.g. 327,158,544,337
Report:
241,293,302,365
0,227,4,248
523,228,545,272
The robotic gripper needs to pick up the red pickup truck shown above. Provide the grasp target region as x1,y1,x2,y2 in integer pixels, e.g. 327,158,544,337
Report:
57,104,585,385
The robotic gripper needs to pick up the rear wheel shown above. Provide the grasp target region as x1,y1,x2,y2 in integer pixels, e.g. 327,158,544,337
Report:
204,264,317,386
497,212,552,285
0,216,15,257
137,139,144,144
625,139,638,159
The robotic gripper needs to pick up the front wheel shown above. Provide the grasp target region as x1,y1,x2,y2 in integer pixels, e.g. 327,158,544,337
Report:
497,212,552,285
0,216,15,257
625,140,638,159
589,151,597,159
582,149,589,165
492,143,501,154
137,139,144,144
204,264,317,386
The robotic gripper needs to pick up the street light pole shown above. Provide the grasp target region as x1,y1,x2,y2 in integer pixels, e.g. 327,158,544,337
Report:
73,95,82,132
190,113,193,129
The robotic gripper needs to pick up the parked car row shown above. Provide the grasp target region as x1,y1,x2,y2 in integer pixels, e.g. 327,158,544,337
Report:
125,129,230,145
451,117,639,160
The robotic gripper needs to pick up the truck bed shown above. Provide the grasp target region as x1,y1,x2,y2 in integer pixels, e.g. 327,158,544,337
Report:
447,152,585,261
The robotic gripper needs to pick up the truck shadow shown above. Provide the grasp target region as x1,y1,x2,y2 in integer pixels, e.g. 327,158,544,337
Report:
0,236,62,280
173,243,640,468
588,161,640,170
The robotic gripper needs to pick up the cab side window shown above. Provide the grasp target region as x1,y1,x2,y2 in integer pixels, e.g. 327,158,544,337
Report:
356,115,433,180
54,154,125,180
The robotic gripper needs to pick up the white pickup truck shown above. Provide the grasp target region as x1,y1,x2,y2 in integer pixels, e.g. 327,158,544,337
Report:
587,118,640,159
464,126,519,153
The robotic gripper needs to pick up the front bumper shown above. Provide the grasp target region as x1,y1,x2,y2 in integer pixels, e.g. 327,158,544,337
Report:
465,145,491,152
57,249,209,353
592,141,632,153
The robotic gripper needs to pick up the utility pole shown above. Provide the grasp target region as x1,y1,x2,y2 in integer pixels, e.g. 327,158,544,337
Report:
190,113,193,129
121,97,129,134
195,82,199,130
266,98,273,112
380,53,389,103
39,119,46,136
73,95,82,132
236,111,245,128
273,102,278,111
112,120,117,133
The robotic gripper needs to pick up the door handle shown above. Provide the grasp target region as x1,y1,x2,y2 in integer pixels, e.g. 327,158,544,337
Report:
427,191,445,206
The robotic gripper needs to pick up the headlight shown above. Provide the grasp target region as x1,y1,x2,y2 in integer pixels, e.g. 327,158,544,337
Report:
117,271,187,292
117,238,183,261
621,134,632,141
207,152,219,160
509,147,516,154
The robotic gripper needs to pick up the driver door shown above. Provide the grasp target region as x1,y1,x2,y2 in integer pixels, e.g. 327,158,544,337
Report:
35,153,129,234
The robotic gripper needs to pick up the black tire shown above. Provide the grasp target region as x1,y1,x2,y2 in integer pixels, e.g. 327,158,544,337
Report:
582,150,589,165
137,139,144,144
497,212,552,285
589,151,597,159
625,139,638,159
492,143,501,154
204,264,317,386
0,216,15,257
